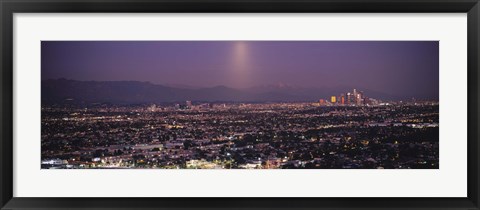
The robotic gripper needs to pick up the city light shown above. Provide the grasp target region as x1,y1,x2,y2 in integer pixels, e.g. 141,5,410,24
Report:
41,95,439,169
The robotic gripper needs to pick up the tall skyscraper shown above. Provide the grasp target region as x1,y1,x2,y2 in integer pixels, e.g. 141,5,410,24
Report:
323,89,372,106
353,89,357,103
331,96,337,103
357,91,364,105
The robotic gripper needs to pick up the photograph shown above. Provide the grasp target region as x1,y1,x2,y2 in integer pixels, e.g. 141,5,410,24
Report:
40,41,439,169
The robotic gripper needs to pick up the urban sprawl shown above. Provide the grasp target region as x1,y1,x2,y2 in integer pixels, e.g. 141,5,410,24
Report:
42,89,439,169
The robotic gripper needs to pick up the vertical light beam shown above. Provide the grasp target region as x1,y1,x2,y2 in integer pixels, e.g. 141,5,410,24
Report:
231,41,250,88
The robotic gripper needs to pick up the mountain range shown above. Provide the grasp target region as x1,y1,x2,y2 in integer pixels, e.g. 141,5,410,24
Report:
41,79,435,105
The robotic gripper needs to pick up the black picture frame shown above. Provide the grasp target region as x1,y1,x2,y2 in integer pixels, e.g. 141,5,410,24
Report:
1,0,479,209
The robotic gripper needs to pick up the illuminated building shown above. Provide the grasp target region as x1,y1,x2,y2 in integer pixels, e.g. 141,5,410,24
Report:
340,94,345,105
357,91,364,105
364,97,370,105
149,104,157,112
186,100,192,107
319,99,326,106
331,96,337,103
353,89,358,104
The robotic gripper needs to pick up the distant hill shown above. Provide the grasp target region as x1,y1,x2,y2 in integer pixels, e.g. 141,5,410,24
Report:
41,79,434,105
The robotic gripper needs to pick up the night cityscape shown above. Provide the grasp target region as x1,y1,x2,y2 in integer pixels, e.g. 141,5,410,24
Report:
41,41,439,169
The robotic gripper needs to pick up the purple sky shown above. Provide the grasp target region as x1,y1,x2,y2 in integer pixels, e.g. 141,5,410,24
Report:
41,41,438,97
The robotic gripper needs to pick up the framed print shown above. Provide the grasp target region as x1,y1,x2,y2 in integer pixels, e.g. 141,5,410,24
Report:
1,0,479,209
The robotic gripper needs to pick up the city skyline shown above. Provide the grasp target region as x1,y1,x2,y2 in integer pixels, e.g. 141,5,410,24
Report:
41,41,439,169
41,41,439,99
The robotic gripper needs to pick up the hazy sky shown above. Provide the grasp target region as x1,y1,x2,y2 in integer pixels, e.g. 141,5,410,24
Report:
42,41,438,97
